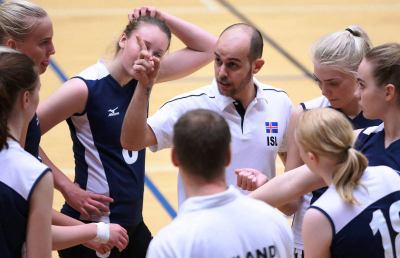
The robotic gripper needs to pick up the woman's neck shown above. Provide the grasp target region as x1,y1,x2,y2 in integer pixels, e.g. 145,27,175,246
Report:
105,57,132,87
314,156,337,186
382,107,400,148
7,113,25,145
340,98,361,118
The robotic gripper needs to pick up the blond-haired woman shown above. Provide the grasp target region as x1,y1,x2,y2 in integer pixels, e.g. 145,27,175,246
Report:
297,108,400,258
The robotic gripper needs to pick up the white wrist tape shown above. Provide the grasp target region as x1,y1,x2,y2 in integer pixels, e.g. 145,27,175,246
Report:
96,251,110,258
95,222,110,244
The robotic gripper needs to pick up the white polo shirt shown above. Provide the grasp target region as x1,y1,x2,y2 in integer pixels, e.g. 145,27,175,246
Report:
148,78,292,203
146,186,293,258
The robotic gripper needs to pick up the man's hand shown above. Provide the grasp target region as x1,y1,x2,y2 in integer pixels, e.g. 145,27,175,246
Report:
235,168,269,191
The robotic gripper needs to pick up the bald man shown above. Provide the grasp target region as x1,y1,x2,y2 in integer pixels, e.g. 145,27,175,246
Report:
121,23,293,203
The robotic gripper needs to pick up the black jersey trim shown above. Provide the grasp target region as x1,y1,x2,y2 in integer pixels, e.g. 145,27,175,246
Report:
27,168,52,202
160,93,215,109
309,205,336,236
262,88,288,95
70,76,88,116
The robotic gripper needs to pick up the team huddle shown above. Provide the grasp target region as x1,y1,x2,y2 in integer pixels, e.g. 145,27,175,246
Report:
0,1,399,258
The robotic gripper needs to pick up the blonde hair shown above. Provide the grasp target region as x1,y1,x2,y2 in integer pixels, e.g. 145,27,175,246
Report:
295,108,368,203
0,0,48,43
312,25,372,75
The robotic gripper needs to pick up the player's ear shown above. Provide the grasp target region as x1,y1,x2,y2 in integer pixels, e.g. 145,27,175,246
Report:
171,146,179,167
5,38,17,50
307,151,318,163
119,33,128,50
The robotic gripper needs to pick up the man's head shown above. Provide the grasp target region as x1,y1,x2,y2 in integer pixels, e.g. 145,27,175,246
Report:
172,109,231,181
214,23,264,100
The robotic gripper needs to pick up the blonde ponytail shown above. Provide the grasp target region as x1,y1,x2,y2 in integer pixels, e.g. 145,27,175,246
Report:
333,148,368,204
312,25,371,75
296,108,368,203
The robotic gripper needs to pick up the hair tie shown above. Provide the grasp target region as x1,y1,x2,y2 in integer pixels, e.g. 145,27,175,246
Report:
346,146,352,151
345,28,359,37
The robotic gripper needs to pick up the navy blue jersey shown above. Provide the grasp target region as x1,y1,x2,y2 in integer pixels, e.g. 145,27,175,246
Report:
310,166,400,258
301,97,381,204
61,62,145,227
24,113,41,158
355,124,400,171
0,140,50,258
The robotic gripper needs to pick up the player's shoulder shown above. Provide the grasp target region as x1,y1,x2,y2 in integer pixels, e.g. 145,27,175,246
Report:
160,84,215,109
75,61,109,81
360,123,384,136
300,96,330,110
0,141,50,199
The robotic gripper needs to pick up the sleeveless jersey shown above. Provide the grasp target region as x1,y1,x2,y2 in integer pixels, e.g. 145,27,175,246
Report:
300,96,381,203
61,62,145,227
0,139,50,258
311,166,400,258
24,113,41,158
355,123,400,171
292,96,381,251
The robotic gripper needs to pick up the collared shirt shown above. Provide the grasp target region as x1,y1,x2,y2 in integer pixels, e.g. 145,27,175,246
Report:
62,62,145,227
146,186,293,258
148,78,292,203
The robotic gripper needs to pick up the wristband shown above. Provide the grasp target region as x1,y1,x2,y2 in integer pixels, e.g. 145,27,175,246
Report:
96,251,110,258
94,222,110,244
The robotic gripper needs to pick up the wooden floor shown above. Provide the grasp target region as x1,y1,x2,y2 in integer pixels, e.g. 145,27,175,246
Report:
31,0,399,256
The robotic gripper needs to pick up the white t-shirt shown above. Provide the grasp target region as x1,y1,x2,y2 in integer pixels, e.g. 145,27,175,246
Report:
292,96,331,250
148,78,292,203
146,186,293,258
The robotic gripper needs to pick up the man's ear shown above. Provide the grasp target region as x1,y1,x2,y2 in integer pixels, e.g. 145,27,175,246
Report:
171,147,179,167
252,58,265,74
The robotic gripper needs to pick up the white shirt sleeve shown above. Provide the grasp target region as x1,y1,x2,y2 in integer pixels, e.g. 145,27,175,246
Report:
147,101,183,152
278,97,293,153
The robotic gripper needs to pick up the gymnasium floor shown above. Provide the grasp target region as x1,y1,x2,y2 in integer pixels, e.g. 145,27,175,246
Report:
30,0,399,256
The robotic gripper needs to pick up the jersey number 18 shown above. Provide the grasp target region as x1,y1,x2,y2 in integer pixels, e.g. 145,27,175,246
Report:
369,200,400,258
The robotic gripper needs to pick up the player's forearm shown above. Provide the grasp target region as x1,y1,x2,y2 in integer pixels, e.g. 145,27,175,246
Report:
121,83,151,150
162,11,216,52
251,165,325,207
277,199,302,216
52,224,96,250
39,147,74,193
52,210,83,226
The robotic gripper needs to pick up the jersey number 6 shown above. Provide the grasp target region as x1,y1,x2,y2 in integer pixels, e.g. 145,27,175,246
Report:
122,149,138,164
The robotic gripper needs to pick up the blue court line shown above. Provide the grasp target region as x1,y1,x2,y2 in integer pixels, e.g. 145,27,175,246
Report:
48,58,177,219
49,59,69,82
145,176,177,218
